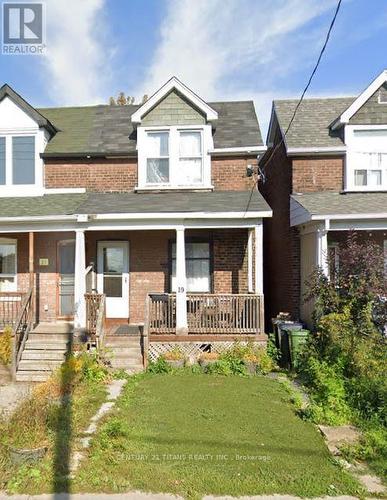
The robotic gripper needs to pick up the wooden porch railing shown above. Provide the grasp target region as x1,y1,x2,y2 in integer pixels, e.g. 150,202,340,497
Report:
147,293,265,335
0,292,25,329
85,293,106,348
11,287,34,380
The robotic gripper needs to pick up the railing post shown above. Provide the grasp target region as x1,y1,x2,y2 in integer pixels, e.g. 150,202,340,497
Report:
11,330,16,382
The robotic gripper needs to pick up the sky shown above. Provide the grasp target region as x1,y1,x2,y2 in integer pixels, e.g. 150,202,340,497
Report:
0,0,387,137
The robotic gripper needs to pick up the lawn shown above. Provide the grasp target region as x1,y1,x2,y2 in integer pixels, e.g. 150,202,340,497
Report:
74,372,362,498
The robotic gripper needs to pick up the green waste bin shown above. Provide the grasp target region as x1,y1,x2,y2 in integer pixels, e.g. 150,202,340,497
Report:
278,323,303,368
288,329,309,370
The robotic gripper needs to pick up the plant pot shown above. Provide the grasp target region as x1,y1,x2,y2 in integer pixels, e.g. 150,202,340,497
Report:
9,445,48,465
0,363,12,385
165,359,184,369
243,361,258,375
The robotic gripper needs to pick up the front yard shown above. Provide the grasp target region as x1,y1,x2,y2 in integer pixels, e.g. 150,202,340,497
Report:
74,372,361,498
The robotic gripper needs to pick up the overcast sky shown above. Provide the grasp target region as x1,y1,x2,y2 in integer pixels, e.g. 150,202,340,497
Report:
1,0,387,137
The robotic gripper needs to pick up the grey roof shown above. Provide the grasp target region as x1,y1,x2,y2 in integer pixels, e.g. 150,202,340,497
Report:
0,191,270,218
77,191,270,215
273,97,355,149
37,100,262,157
0,193,87,218
292,191,387,216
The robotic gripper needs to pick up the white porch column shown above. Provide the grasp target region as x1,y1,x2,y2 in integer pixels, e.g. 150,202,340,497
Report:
317,226,329,277
254,221,263,294
74,229,86,329
247,228,254,293
175,227,188,335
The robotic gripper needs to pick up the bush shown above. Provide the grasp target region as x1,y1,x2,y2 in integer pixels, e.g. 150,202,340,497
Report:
163,347,184,361
147,357,172,374
0,326,12,366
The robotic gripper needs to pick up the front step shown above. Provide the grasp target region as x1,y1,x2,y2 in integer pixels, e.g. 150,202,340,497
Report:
16,371,52,382
105,334,144,372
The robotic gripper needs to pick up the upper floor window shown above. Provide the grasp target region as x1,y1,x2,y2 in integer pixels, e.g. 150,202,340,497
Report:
345,127,387,191
0,135,36,186
137,125,212,190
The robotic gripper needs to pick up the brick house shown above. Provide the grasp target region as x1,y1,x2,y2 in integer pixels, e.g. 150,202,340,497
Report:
0,77,271,380
260,70,387,326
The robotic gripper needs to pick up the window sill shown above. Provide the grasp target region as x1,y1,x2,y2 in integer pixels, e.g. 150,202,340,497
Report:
343,188,387,193
135,185,214,193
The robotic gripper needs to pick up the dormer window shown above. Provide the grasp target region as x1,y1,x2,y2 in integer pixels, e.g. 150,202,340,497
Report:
0,134,37,187
345,126,387,191
137,125,212,190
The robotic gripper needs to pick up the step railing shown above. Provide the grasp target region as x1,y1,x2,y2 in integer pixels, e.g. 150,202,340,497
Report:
85,293,106,348
11,287,34,380
147,293,265,335
0,292,25,329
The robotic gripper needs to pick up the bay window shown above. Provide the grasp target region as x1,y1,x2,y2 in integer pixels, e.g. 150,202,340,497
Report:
171,241,211,293
137,125,212,189
0,239,17,292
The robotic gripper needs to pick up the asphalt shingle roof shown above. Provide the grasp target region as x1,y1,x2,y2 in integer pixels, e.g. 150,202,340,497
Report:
291,191,387,216
38,101,262,156
0,191,270,218
274,97,355,149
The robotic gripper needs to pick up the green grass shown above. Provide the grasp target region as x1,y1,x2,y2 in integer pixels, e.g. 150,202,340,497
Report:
74,372,362,498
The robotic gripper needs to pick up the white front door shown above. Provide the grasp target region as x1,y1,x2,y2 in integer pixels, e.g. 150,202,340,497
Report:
97,241,129,318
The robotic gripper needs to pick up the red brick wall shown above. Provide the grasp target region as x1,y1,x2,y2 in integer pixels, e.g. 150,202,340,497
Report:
292,157,344,193
44,156,256,192
211,156,257,190
213,228,248,293
259,132,300,325
44,158,137,192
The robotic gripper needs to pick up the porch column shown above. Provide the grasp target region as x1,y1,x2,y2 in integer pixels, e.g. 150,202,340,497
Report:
254,221,263,294
317,226,329,277
175,227,188,335
247,228,254,293
74,229,86,329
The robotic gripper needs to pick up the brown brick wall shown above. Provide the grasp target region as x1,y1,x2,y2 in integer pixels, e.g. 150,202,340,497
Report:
259,131,300,326
211,156,257,190
45,156,256,192
292,157,344,193
44,158,137,192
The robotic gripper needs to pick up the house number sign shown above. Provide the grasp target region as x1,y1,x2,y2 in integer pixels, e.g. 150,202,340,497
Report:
178,286,185,293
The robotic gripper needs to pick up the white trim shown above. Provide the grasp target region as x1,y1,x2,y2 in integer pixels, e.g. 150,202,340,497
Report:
333,70,387,128
90,210,273,220
287,146,346,156
247,228,253,293
316,224,329,277
311,212,387,221
209,146,266,155
135,185,214,192
131,77,218,125
44,188,86,195
254,222,263,294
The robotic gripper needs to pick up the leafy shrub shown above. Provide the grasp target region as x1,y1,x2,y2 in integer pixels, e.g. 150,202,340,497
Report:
205,359,235,376
0,326,12,366
147,357,172,374
198,351,219,362
163,347,185,361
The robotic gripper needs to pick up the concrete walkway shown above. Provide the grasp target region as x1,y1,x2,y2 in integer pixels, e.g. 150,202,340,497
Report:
0,383,31,417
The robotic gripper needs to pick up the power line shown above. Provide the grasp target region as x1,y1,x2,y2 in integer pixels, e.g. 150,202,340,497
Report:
244,0,343,216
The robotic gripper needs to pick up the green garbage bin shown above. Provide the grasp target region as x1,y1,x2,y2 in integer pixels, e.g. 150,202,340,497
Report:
279,323,303,368
288,329,309,370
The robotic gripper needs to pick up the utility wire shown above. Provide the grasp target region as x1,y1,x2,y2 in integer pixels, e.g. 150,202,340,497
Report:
244,0,342,216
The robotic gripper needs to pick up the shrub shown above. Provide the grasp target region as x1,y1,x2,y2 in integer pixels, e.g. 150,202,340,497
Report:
147,357,172,374
198,351,219,362
0,326,12,366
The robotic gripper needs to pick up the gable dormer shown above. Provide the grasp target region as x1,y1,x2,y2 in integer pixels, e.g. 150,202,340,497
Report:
331,70,387,192
0,84,56,196
132,77,218,191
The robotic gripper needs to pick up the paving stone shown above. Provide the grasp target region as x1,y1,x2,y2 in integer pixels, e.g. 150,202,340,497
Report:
106,379,126,401
318,425,361,447
90,402,115,422
354,473,386,494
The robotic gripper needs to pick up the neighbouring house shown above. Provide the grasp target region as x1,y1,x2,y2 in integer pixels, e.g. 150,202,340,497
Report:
260,70,387,327
0,77,271,381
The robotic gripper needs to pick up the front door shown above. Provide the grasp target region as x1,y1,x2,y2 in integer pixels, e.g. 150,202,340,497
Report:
57,240,75,318
97,241,129,318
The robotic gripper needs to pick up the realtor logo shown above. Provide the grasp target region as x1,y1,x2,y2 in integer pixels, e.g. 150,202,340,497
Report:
2,3,46,54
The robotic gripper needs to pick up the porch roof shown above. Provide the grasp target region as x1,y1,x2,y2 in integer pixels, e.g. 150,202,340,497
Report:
291,191,387,225
0,190,270,219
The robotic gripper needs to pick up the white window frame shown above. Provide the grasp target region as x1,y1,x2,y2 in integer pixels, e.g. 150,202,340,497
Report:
0,237,17,292
384,239,387,278
171,240,211,293
0,129,46,196
137,125,213,190
345,125,387,192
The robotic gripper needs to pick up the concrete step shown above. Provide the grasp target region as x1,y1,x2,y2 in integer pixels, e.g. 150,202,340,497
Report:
110,360,144,370
16,371,51,382
18,360,63,371
32,323,73,334
22,350,67,360
105,347,142,356
105,338,141,348
24,341,70,350
28,333,72,341
110,355,143,365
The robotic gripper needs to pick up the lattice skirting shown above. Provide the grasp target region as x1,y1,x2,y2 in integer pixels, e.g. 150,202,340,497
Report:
148,340,265,363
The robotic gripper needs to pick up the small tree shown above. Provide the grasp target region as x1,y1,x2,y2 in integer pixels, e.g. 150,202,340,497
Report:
306,231,386,333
